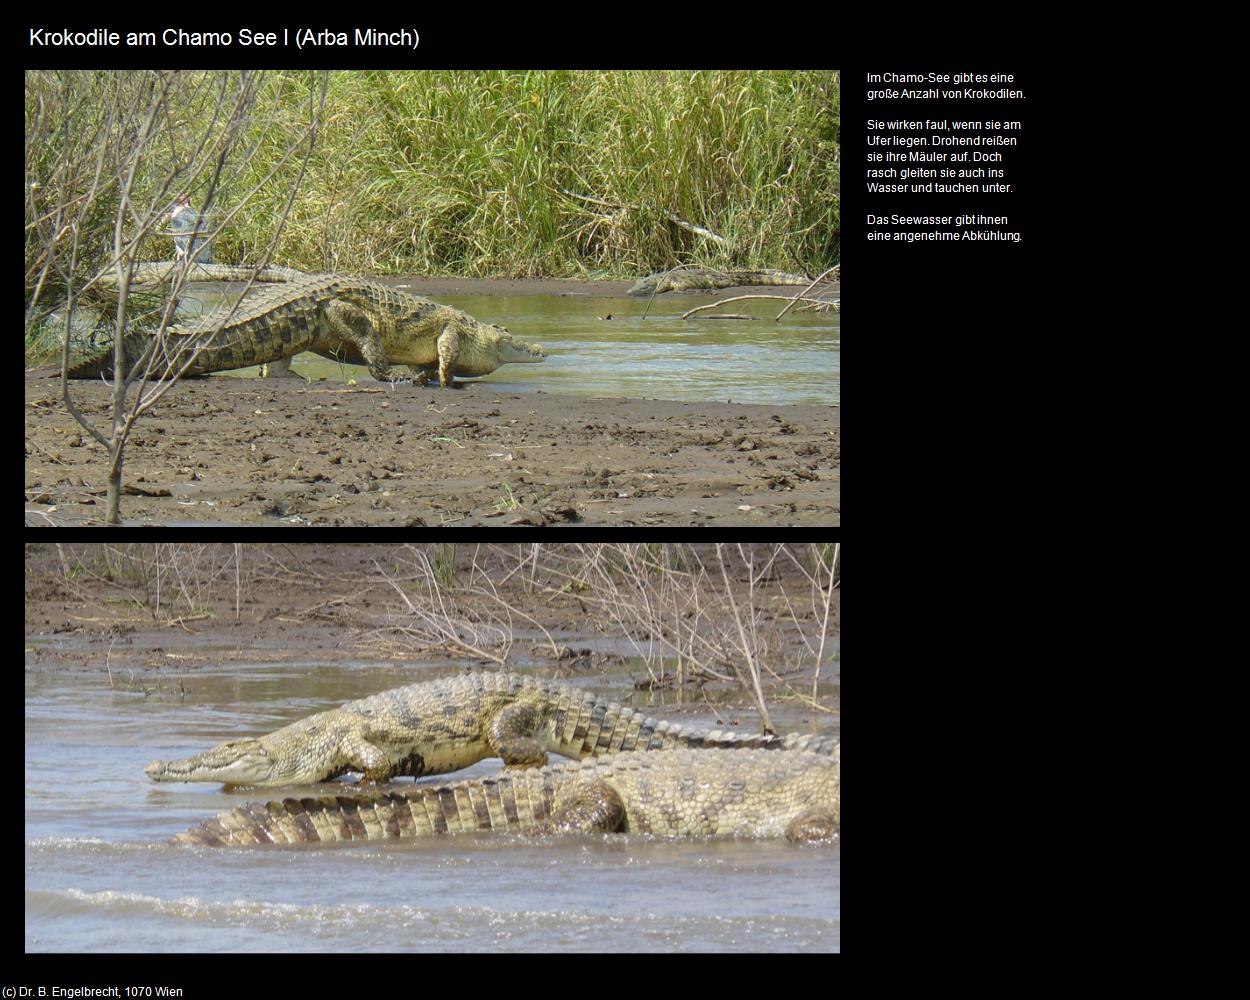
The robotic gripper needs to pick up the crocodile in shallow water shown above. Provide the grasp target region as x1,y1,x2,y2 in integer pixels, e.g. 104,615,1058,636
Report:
170,747,840,846
144,672,836,787
628,268,816,296
90,261,308,289
66,271,545,386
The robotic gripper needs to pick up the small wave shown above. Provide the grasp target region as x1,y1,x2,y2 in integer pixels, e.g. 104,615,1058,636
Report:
27,887,837,951
34,887,433,928
25,837,166,855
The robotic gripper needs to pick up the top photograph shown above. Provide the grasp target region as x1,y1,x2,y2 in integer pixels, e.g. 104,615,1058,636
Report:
25,70,840,527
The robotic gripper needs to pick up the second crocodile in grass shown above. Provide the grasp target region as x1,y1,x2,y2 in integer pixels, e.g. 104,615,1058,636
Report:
66,271,545,387
145,672,837,787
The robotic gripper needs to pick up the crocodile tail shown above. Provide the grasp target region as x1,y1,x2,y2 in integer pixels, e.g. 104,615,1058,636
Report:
173,792,407,846
777,733,839,756
664,728,837,754
64,330,157,379
551,694,837,758
65,323,271,380
63,348,110,380
172,776,546,847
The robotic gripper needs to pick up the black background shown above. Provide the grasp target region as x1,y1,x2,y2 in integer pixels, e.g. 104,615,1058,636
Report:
20,14,1048,971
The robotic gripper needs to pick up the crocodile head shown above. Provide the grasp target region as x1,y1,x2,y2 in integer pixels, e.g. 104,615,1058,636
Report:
145,737,290,785
450,324,545,377
494,328,546,365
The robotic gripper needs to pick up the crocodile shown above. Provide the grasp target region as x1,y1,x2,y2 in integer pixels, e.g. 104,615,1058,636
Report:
144,671,836,787
170,747,840,846
90,261,308,289
65,271,545,386
628,267,817,296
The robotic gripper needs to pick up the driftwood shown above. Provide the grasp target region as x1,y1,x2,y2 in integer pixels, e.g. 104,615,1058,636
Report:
775,264,839,321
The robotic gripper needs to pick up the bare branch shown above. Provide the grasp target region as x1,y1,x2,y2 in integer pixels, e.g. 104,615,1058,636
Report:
681,293,838,320
775,263,840,322
27,70,328,523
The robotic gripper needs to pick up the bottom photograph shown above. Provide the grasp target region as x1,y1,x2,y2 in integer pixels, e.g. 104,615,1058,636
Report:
24,542,840,954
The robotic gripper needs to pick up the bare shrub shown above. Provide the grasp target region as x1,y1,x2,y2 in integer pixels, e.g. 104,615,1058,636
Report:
469,543,839,730
50,542,248,619
25,71,327,524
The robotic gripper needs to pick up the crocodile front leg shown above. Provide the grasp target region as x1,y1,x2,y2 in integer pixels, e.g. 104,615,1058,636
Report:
324,299,394,382
337,731,398,784
486,702,550,769
260,357,305,379
436,320,461,387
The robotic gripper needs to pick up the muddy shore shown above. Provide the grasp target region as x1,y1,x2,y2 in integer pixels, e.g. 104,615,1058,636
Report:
25,278,840,527
24,543,840,723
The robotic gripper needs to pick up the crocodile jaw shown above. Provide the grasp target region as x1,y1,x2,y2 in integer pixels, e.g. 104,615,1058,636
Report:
145,738,289,785
497,339,546,365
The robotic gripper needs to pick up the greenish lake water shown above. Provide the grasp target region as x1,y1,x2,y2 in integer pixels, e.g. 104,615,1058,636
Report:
169,285,840,405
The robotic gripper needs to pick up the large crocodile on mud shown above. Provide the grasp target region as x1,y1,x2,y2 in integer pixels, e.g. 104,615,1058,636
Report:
66,271,545,386
628,267,818,296
171,747,840,846
145,672,837,787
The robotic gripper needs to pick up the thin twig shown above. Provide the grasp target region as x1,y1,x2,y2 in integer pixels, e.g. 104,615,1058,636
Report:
681,294,833,320
715,543,775,734
776,263,840,321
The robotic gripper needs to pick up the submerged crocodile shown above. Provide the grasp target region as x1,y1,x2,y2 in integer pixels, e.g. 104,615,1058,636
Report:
66,271,545,386
145,672,836,787
171,747,840,846
628,268,816,296
90,261,308,288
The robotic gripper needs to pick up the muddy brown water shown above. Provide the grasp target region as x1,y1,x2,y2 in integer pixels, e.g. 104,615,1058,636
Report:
25,648,840,952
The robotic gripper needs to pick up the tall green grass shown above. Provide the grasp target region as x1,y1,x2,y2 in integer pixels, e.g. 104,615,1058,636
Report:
27,69,839,282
